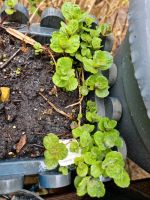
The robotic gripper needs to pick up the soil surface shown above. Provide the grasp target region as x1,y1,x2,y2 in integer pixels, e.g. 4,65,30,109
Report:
0,28,84,159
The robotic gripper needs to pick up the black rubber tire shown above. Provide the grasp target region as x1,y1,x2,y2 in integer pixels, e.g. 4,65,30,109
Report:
129,0,150,118
109,0,150,172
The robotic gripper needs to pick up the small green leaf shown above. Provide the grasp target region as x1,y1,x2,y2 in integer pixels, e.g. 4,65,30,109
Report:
74,156,84,165
93,50,113,71
5,8,15,15
59,166,69,175
104,119,117,130
102,151,125,169
81,33,92,43
79,132,93,149
86,100,97,113
5,0,17,7
98,118,117,131
44,150,58,170
61,2,87,21
75,52,83,62
65,77,78,91
83,57,98,74
66,20,79,35
104,129,123,148
74,176,82,189
81,48,92,58
95,88,109,98
50,32,80,54
50,32,68,53
105,163,123,179
85,17,95,27
43,133,68,169
86,112,101,123
65,35,80,54
87,179,105,198
90,28,101,37
114,170,130,188
91,146,102,160
76,176,90,196
93,131,106,151
100,23,111,35
72,124,95,138
52,57,78,91
77,162,88,177
79,85,89,96
43,133,59,149
70,141,79,153
83,152,96,165
90,162,103,178
86,74,109,98
33,42,43,55
44,157,58,170
92,37,102,49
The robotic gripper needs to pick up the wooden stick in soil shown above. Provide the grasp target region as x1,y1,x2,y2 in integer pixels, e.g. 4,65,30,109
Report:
0,48,21,69
39,92,73,120
65,96,83,108
5,27,57,68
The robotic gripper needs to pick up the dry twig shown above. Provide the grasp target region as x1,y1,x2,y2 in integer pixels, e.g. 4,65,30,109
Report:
39,92,73,120
65,96,84,108
29,0,46,24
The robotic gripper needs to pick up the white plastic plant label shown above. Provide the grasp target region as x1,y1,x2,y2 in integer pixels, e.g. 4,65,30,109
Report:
58,139,81,166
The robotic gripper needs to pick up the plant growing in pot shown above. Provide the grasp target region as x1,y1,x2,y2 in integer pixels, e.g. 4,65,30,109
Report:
40,2,130,198
0,1,130,197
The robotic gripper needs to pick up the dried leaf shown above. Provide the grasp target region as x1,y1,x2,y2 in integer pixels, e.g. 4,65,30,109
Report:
0,87,10,102
6,28,36,46
16,135,27,153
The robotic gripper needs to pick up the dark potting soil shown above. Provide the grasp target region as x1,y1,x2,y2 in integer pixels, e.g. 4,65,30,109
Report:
0,28,85,159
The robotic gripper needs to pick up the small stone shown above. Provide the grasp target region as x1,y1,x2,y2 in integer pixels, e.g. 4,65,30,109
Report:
5,103,17,122
8,152,15,156
40,88,45,92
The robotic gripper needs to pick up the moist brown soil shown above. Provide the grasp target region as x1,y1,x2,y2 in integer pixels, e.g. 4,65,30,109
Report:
0,28,85,159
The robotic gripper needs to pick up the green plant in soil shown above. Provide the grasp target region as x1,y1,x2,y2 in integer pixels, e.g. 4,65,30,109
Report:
5,1,130,198
33,42,43,55
4,0,17,15
44,2,130,198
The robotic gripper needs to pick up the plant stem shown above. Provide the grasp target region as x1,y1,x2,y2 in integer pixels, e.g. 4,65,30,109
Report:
77,68,85,127
39,92,73,120
65,96,83,108
29,0,46,24
43,46,57,67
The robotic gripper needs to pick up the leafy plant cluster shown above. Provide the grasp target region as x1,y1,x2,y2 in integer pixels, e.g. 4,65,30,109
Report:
42,2,130,198
50,2,113,98
4,1,130,197
4,0,17,15
44,101,130,198
3,0,42,15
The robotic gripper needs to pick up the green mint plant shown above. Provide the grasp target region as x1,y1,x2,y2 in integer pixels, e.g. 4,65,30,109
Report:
40,2,130,198
43,133,68,170
50,1,113,95
4,0,17,15
52,57,78,91
44,101,130,198
33,42,43,55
